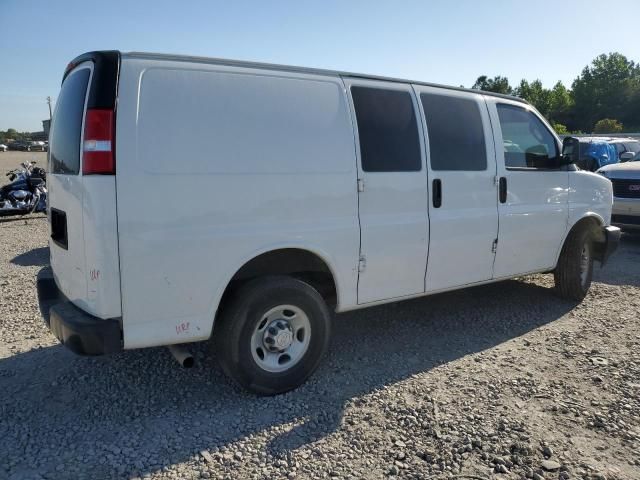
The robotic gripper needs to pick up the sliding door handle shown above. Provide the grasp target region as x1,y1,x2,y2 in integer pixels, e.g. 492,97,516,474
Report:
432,179,442,208
499,177,507,203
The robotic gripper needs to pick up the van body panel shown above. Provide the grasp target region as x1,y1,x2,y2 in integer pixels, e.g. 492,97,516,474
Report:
566,172,612,234
115,59,359,348
415,87,499,292
485,97,569,277
343,78,429,304
81,176,122,318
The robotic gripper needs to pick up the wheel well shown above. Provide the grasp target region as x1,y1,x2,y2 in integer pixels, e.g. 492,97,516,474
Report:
564,216,606,261
217,249,338,316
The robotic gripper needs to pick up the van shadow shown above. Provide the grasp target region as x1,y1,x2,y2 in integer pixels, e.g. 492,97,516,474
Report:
0,279,577,479
10,246,49,266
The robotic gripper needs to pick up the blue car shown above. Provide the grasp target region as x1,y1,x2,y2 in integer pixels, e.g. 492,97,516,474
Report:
576,138,619,171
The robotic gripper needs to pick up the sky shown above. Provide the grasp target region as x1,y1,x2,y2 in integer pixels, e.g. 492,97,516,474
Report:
1,0,639,131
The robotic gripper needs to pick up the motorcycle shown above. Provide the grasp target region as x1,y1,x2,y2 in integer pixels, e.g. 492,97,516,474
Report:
0,162,47,217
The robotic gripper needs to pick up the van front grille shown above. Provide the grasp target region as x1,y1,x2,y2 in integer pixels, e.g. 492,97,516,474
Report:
611,179,640,199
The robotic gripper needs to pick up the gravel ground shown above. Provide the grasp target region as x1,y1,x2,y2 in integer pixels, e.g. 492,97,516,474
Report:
0,151,47,175
1,168,639,479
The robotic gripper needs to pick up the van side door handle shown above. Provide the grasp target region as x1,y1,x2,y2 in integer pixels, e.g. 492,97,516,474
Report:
499,177,507,203
432,179,442,208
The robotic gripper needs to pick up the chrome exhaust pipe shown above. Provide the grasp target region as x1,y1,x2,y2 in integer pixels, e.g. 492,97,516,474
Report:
168,344,194,368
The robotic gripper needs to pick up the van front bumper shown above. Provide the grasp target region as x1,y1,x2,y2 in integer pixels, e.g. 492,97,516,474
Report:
36,267,122,355
598,225,621,265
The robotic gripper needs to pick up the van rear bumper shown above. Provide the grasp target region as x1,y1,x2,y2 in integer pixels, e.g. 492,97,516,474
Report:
37,267,122,355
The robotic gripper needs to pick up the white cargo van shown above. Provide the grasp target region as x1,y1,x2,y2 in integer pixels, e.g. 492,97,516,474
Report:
38,51,620,394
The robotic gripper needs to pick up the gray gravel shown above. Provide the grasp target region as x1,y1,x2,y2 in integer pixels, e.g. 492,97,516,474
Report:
1,164,639,479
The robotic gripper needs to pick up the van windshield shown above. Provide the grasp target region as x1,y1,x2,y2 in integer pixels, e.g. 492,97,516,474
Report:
50,68,90,175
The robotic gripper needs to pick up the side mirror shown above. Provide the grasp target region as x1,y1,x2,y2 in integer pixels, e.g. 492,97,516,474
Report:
620,151,635,162
560,136,580,166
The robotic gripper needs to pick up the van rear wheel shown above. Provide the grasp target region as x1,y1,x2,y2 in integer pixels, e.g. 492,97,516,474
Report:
554,226,594,301
214,276,331,395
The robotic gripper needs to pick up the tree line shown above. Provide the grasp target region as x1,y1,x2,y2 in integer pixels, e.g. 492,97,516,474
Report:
0,128,33,144
471,52,640,134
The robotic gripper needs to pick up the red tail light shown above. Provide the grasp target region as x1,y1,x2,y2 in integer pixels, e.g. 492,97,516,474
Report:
82,108,115,175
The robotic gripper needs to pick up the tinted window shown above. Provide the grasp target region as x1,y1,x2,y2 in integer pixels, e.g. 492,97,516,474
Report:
351,86,421,172
50,68,90,174
496,104,559,169
421,93,486,171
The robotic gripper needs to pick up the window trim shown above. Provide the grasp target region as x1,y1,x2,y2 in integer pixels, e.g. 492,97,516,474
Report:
496,103,562,172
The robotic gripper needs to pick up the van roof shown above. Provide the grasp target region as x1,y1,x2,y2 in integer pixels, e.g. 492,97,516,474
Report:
123,51,529,105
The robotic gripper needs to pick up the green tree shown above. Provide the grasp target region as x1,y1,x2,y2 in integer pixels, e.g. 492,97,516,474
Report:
572,53,640,132
593,118,623,133
471,75,513,94
514,79,552,117
553,123,569,135
548,82,573,122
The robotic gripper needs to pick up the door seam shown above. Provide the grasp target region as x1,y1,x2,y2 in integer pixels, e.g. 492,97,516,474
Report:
483,97,500,277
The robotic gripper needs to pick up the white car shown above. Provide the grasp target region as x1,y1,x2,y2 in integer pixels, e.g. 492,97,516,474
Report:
598,158,640,229
38,51,620,394
0,144,7,152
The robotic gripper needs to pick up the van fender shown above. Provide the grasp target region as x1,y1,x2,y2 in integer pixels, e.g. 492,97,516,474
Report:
205,242,343,338
552,212,606,268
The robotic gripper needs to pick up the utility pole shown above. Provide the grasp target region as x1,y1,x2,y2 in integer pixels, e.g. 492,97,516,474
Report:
46,96,52,120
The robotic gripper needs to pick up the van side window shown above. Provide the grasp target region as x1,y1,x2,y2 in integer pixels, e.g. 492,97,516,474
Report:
351,86,421,172
496,104,559,169
421,93,487,171
50,68,90,175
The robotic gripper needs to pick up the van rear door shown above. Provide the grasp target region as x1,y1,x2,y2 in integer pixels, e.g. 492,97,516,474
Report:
48,52,122,319
48,64,92,309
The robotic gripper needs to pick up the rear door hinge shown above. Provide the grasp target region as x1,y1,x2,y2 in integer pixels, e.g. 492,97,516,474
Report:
357,178,365,193
358,255,367,273
491,238,498,254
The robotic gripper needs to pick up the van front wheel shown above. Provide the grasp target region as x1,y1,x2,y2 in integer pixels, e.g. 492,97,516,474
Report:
554,226,595,301
214,276,331,395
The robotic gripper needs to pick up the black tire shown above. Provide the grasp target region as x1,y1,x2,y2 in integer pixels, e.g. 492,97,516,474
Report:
213,276,331,395
554,226,595,301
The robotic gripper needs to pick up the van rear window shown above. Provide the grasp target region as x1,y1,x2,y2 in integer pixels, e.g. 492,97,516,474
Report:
50,68,90,175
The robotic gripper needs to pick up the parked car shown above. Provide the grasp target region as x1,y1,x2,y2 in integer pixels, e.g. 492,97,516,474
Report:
598,160,640,229
575,137,619,171
28,141,47,152
0,144,7,152
607,137,640,162
37,51,620,395
8,141,27,151
6,140,47,152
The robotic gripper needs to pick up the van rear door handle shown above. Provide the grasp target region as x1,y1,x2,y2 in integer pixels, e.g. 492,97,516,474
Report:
432,179,442,208
499,177,507,203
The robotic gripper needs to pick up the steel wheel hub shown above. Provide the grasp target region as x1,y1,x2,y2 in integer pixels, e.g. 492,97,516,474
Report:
263,320,294,351
251,305,311,373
